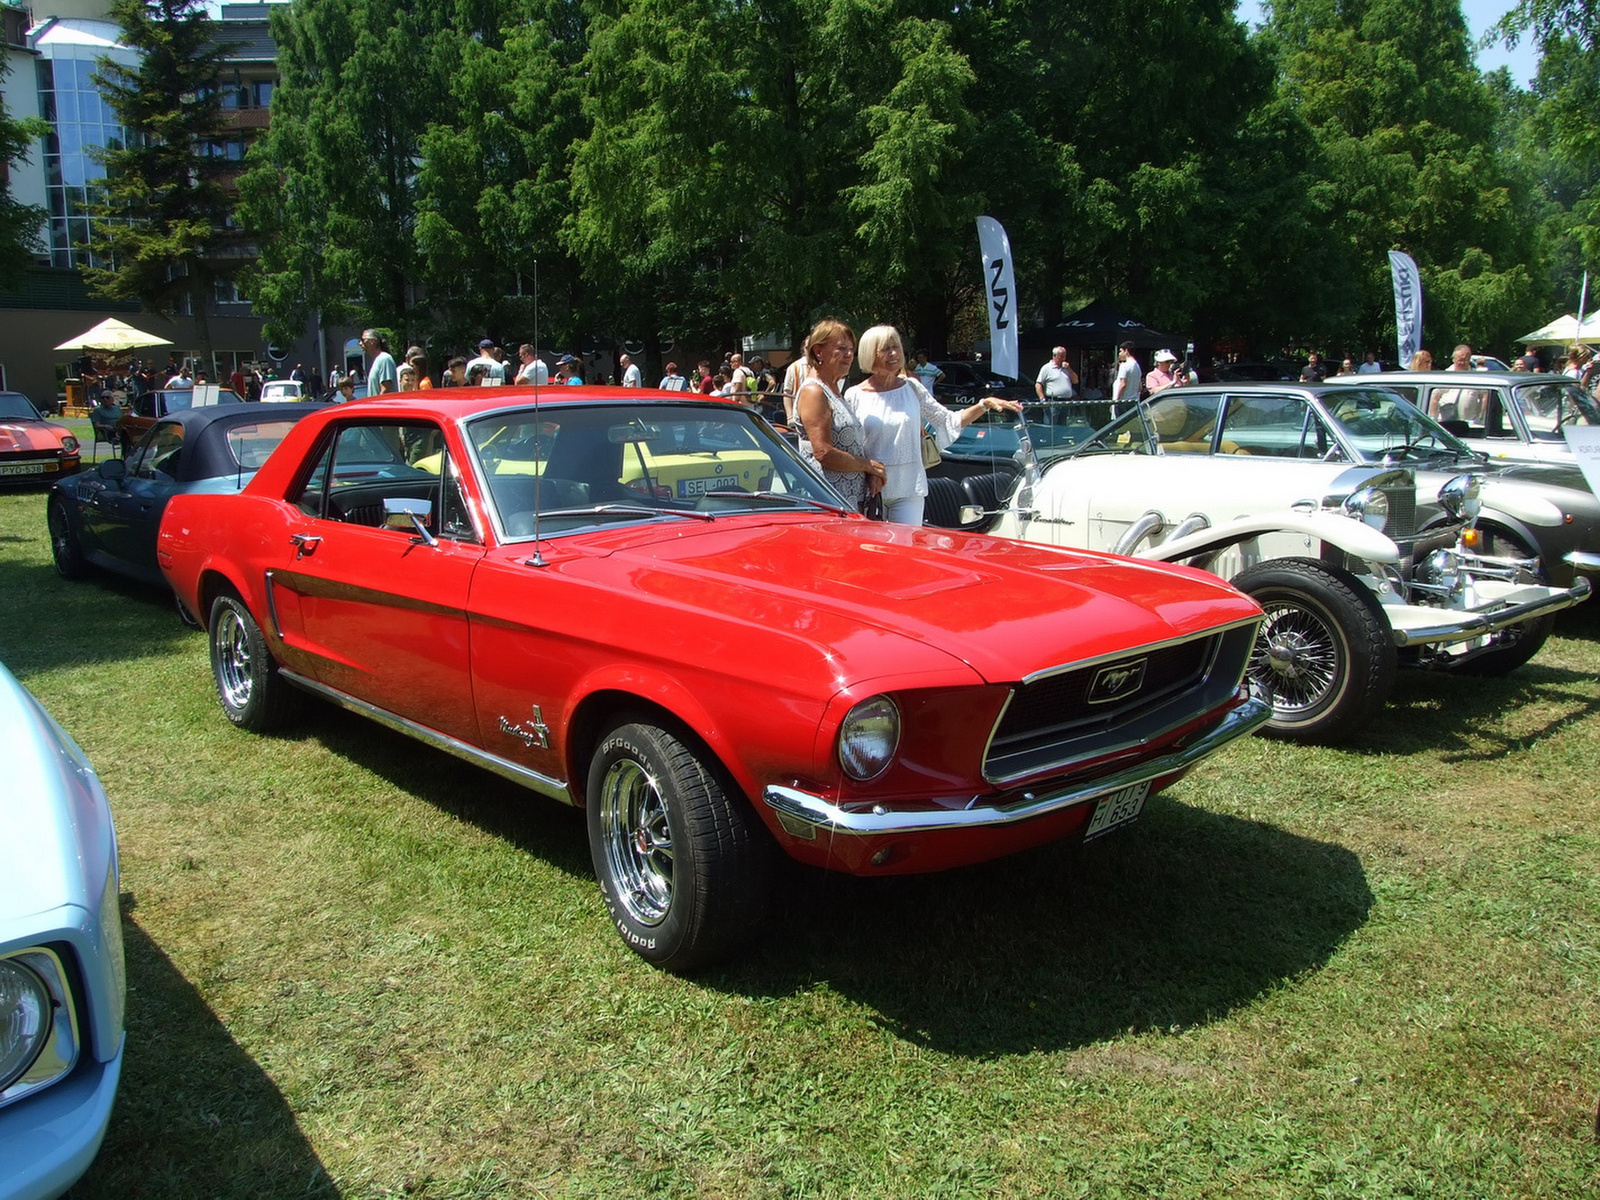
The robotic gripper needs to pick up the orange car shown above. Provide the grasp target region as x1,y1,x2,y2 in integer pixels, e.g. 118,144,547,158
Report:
0,391,80,486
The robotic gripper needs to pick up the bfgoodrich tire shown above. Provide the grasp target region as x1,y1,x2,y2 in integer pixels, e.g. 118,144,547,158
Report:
1234,558,1395,743
208,590,299,732
587,718,771,972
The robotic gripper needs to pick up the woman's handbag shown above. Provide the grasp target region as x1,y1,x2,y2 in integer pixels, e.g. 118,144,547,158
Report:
921,428,942,469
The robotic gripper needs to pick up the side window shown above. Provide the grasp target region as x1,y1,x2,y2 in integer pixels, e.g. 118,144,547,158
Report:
1220,394,1315,457
291,421,459,534
137,423,184,478
1146,392,1217,454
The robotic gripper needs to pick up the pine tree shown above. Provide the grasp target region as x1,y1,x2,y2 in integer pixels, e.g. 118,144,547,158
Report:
85,0,237,367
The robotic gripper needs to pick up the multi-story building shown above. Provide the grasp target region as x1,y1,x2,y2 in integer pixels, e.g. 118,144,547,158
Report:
0,2,340,406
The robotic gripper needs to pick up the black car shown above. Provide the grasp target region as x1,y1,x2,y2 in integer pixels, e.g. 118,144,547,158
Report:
48,402,322,590
928,360,1033,405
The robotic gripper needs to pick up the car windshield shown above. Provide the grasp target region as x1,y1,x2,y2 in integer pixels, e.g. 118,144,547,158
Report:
465,401,850,536
1509,380,1600,439
1316,387,1476,462
947,402,1099,460
0,393,42,420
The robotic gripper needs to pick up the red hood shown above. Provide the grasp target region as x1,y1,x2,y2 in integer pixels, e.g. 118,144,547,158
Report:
552,516,1260,685
0,419,72,451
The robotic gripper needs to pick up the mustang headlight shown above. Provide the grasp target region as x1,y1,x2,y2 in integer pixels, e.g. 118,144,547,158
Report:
0,958,51,1092
1343,486,1389,531
1438,473,1482,523
837,695,900,781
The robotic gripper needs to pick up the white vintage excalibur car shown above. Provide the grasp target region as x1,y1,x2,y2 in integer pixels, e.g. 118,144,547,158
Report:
0,660,124,1198
934,383,1595,742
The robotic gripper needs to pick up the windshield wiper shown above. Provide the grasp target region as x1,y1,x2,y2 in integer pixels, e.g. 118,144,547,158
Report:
546,503,716,523
701,490,853,515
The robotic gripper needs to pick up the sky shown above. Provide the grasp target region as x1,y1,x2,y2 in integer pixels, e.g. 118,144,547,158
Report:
1236,0,1542,86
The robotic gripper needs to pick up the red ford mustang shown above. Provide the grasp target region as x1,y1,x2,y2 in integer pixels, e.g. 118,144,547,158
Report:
158,388,1268,969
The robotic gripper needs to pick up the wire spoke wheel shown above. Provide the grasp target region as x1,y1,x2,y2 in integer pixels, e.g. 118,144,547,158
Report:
1251,600,1340,714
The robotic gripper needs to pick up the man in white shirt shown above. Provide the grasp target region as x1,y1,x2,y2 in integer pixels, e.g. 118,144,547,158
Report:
619,354,643,388
658,362,688,391
166,365,194,389
1111,342,1141,411
467,339,507,385
911,351,944,390
1357,351,1382,374
729,352,754,402
515,344,549,386
1035,345,1078,401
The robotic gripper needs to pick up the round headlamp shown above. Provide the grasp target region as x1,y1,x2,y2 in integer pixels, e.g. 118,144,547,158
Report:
61,436,80,454
0,958,51,1091
1342,486,1389,531
1419,548,1461,592
1438,473,1482,523
837,695,901,781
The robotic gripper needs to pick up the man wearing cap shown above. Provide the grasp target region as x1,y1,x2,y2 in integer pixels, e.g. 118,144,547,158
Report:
467,339,507,386
1035,345,1078,402
557,354,584,385
1145,349,1182,395
658,362,688,391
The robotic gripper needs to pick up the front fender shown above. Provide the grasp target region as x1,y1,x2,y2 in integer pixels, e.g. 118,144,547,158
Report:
1135,510,1401,567
1479,481,1566,526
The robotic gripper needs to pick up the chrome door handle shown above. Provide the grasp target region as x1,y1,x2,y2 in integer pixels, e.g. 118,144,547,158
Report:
289,533,322,556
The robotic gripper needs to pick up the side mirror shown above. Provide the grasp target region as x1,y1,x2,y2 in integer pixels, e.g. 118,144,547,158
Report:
96,458,126,481
958,504,985,525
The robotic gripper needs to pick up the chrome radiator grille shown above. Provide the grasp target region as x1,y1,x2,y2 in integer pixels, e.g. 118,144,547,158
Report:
984,624,1257,784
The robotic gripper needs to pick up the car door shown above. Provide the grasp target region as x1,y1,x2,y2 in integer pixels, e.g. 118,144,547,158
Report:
266,418,485,742
89,420,184,581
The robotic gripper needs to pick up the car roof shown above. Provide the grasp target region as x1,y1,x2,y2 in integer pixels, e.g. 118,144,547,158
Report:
330,386,751,422
1326,370,1550,386
151,400,326,436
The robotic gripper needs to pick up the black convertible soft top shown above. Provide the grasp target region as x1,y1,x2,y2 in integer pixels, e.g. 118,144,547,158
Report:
150,401,326,481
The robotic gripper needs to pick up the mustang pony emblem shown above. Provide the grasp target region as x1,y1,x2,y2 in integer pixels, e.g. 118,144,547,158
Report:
1087,659,1147,704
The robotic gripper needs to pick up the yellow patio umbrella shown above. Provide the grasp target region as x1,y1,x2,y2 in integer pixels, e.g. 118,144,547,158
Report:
53,317,174,353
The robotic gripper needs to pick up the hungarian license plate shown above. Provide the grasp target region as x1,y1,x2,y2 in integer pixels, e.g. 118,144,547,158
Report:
1082,781,1150,841
0,461,52,476
678,475,744,498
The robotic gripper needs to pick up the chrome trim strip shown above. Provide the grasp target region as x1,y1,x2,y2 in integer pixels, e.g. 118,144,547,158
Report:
1388,577,1592,648
279,669,573,803
1017,616,1261,686
1566,550,1600,572
763,693,1271,837
264,569,284,639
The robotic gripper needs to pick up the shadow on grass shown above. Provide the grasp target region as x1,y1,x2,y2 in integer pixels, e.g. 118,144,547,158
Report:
277,701,1371,1059
72,917,335,1199
724,794,1372,1058
304,702,595,882
1351,655,1600,762
0,553,194,676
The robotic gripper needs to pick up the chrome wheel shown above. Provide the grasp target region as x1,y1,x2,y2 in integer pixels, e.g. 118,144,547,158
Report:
213,603,255,713
598,756,674,927
47,497,87,580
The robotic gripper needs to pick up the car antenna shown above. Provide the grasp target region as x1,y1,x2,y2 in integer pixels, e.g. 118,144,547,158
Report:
528,259,549,568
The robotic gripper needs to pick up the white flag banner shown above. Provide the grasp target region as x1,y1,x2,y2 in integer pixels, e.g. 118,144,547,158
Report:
977,216,1018,380
1389,250,1423,367
1565,426,1600,498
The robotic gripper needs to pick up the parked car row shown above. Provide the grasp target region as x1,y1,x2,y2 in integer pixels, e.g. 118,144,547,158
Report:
36,379,1600,982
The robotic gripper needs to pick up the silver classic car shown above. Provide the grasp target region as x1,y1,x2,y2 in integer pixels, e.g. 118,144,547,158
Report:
0,660,124,1198
1327,370,1600,466
936,383,1596,741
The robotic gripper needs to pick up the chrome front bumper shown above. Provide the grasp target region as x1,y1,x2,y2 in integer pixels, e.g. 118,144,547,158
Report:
1387,575,1591,648
762,693,1271,838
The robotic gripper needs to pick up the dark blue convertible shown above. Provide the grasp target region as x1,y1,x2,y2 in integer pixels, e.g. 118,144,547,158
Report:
47,402,323,590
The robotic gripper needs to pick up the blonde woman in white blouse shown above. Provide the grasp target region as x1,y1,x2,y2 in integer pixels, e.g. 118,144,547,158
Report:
847,325,1021,525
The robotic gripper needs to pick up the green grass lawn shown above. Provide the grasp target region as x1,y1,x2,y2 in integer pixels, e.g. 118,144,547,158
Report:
3,489,1597,1199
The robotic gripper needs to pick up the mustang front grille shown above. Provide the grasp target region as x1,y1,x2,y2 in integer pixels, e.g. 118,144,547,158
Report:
984,624,1257,784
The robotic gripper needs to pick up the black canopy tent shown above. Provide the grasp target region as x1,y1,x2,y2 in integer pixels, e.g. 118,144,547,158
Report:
1018,300,1188,355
